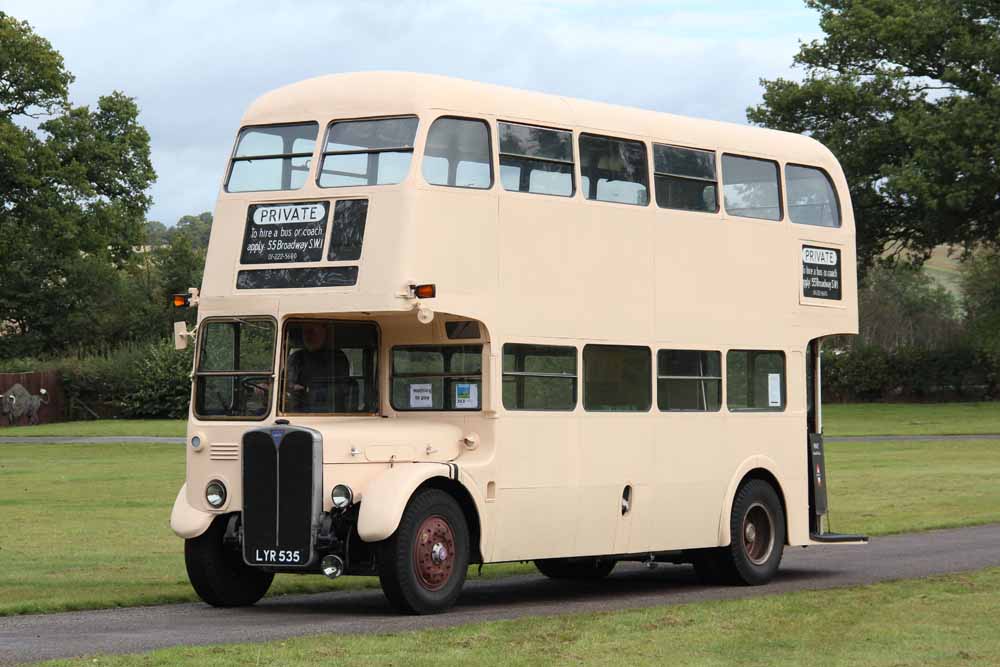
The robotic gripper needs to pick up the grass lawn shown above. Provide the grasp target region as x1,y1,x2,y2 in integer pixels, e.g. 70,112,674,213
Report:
1,437,999,617
39,568,1000,666
823,401,1000,437
0,419,186,438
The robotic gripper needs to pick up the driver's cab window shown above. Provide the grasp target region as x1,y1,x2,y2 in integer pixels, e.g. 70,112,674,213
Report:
194,318,276,420
281,320,379,414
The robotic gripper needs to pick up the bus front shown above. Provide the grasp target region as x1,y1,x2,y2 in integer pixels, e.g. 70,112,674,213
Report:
170,84,496,615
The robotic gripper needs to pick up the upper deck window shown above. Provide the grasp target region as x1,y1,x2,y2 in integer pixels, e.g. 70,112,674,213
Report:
786,164,841,228
579,133,649,206
498,122,574,197
653,144,718,213
226,123,318,193
722,154,781,221
422,117,492,189
318,117,418,188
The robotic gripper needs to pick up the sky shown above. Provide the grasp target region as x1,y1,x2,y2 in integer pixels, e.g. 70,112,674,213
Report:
4,0,823,226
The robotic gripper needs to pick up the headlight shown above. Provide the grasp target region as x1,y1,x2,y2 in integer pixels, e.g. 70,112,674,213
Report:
205,480,227,508
331,484,353,510
190,436,202,451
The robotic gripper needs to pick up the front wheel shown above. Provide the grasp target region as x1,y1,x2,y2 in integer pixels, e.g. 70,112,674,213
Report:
377,489,470,614
185,515,274,607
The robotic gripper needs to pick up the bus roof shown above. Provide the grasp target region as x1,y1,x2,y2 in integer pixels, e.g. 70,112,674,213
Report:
241,71,833,166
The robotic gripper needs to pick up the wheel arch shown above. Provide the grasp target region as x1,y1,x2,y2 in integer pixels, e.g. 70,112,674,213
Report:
417,476,484,564
357,463,486,563
717,457,789,547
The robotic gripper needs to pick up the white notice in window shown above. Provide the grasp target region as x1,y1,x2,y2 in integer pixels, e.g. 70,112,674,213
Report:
410,383,433,408
768,373,782,407
455,383,478,409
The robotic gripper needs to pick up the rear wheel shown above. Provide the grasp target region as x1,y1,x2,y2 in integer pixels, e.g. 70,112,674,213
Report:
535,557,616,580
185,515,274,607
377,489,469,614
692,479,785,586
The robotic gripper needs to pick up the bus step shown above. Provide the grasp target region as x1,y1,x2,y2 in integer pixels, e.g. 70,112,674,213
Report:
809,532,869,544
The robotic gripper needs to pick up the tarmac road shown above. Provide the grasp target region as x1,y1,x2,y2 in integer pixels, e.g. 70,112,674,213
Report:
1,523,999,664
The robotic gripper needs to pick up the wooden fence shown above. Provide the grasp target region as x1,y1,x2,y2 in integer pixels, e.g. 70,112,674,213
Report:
0,371,64,426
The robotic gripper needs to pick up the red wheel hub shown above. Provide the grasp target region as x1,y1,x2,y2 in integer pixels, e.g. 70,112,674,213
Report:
413,515,456,591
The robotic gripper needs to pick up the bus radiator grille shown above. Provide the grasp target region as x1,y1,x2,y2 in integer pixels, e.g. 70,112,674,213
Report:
241,428,319,566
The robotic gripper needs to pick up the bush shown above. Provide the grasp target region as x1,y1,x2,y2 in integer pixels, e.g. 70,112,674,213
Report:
120,341,193,418
1,340,193,419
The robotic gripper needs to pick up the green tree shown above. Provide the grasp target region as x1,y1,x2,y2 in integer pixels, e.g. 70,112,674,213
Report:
0,12,156,357
962,250,1000,363
748,1,1000,267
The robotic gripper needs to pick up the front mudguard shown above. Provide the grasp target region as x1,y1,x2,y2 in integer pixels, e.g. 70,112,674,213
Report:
170,483,215,539
356,462,456,543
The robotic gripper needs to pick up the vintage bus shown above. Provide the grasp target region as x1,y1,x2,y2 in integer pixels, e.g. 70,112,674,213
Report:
169,72,865,615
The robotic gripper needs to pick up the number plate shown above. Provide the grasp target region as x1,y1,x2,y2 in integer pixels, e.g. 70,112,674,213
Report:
248,548,305,565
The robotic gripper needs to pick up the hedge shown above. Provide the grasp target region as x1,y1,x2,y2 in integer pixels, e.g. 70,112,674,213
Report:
822,344,998,402
0,340,193,419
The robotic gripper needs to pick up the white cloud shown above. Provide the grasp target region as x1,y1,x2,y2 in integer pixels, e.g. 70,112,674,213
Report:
5,0,820,225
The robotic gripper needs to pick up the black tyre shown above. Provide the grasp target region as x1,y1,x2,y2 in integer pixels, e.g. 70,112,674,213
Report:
694,479,785,586
185,515,274,607
534,557,616,580
377,489,469,615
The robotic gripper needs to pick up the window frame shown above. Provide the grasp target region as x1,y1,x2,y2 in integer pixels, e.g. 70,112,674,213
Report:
785,162,842,229
502,343,578,412
721,153,784,222
656,349,723,412
421,115,495,190
582,344,653,413
497,120,576,198
390,344,485,412
277,318,381,417
578,132,651,207
192,315,278,421
725,349,787,413
316,115,419,189
652,143,720,214
224,121,319,193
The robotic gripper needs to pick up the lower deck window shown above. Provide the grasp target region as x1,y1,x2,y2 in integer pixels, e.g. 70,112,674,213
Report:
392,345,483,411
658,350,721,411
726,350,785,411
281,320,378,414
502,344,576,410
583,345,651,412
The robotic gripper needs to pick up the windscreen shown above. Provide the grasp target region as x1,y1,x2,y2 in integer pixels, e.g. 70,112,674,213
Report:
281,320,379,414
194,318,276,419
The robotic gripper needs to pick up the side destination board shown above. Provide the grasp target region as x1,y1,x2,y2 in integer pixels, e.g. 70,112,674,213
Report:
801,245,842,300
241,201,329,264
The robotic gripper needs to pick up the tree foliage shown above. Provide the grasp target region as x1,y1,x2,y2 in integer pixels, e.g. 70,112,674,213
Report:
0,12,156,357
748,1,1000,267
962,249,1000,364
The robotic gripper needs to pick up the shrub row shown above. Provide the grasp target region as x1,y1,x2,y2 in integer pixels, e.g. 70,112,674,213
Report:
822,344,999,402
0,340,193,419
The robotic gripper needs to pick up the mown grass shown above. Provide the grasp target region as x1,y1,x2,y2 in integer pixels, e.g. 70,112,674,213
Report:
39,568,1000,667
0,441,524,617
1,437,999,617
822,401,1000,437
0,419,186,437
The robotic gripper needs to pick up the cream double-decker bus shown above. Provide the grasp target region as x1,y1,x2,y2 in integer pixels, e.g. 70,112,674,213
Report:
169,72,865,615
